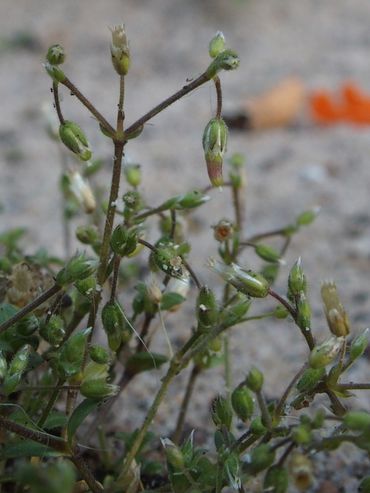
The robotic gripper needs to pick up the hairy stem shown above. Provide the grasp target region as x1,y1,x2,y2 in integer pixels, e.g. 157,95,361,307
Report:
172,365,200,444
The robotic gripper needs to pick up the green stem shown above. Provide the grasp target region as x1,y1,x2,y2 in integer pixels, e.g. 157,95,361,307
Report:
172,365,200,444
274,364,308,419
0,284,61,334
37,377,65,427
214,76,222,118
336,382,370,390
256,389,272,430
52,82,65,124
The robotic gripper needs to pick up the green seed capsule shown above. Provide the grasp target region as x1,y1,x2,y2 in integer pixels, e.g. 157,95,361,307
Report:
40,315,65,347
110,225,138,257
110,25,131,76
58,328,91,377
3,373,22,396
343,411,370,432
296,293,311,331
76,225,100,245
250,416,267,436
15,315,39,337
309,336,344,369
209,259,270,298
202,118,228,187
56,254,97,286
296,367,325,393
80,379,119,399
125,352,168,375
152,239,184,278
8,344,32,375
101,301,127,352
296,207,320,227
59,121,92,161
246,367,264,392
46,44,65,65
263,465,289,493
231,384,254,422
161,438,185,469
349,329,368,362
220,293,251,328
211,395,232,430
75,276,97,299
255,244,281,264
196,286,218,331
176,190,210,209
44,62,66,83
89,345,110,365
248,444,275,475
124,164,141,187
288,258,307,298
209,31,226,58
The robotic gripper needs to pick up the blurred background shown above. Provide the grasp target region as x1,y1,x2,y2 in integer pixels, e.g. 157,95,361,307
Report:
1,0,370,487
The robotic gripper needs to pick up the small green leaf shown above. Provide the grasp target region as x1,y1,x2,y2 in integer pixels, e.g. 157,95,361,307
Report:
160,292,185,311
43,411,68,430
0,439,59,459
67,398,99,444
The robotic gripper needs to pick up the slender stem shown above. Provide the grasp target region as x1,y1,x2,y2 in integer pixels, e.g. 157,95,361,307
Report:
277,442,295,466
336,382,370,390
182,258,202,290
116,75,125,132
214,76,222,118
275,364,308,419
37,377,65,427
62,77,115,135
53,82,65,124
170,209,177,239
70,454,104,493
172,365,200,444
110,254,121,303
0,284,61,334
223,335,232,395
256,389,272,430
124,71,210,136
243,228,291,244
232,185,243,231
0,415,70,454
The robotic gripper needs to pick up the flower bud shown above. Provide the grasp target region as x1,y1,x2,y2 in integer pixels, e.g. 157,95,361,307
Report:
75,276,97,299
126,352,168,375
59,121,92,161
255,244,282,264
101,301,129,352
250,416,267,436
211,395,233,430
46,44,65,65
122,190,142,213
350,329,369,362
288,258,307,299
124,164,141,187
321,282,350,337
196,286,218,331
15,315,39,336
76,225,100,245
209,31,226,58
289,453,313,491
8,345,32,375
89,345,110,365
40,315,65,347
161,438,185,469
206,49,240,79
80,379,119,399
202,117,228,187
343,411,370,432
231,384,254,422
263,465,289,493
296,207,320,227
309,336,344,369
296,293,311,331
110,25,131,76
176,190,210,209
44,62,66,83
296,367,325,393
208,259,270,298
67,171,96,213
248,444,275,475
213,219,234,242
110,225,138,257
56,253,98,286
58,328,91,377
246,367,264,392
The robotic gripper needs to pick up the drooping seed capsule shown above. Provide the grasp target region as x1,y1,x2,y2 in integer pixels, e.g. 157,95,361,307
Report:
56,253,98,286
101,301,128,352
125,352,168,375
202,117,228,187
211,395,233,430
196,286,218,332
209,31,226,58
175,190,210,209
208,259,270,298
321,281,350,337
80,379,119,399
206,49,240,79
110,25,131,76
231,384,254,422
89,345,110,365
46,44,65,65
59,121,92,161
309,336,344,369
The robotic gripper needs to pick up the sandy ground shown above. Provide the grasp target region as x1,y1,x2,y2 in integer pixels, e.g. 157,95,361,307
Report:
1,0,370,490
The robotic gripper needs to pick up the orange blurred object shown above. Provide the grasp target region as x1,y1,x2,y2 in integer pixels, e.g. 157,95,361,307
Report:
310,82,370,125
